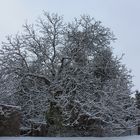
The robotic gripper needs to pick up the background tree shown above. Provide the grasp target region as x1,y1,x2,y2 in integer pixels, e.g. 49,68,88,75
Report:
136,90,140,109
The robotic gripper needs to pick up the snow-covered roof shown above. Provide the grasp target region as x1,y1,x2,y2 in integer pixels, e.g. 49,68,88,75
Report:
0,104,21,110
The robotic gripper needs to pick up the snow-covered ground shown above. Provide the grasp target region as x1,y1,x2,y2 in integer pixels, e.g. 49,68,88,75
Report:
0,136,140,140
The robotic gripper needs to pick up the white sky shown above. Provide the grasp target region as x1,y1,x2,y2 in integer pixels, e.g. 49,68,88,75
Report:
0,0,140,90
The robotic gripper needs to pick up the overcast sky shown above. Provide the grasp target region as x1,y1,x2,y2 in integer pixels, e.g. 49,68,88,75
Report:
0,0,140,91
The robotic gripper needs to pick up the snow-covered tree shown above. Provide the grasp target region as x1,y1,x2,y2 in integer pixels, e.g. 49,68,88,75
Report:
0,12,138,136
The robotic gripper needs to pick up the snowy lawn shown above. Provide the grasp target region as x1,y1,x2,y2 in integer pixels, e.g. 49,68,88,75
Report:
0,136,140,140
